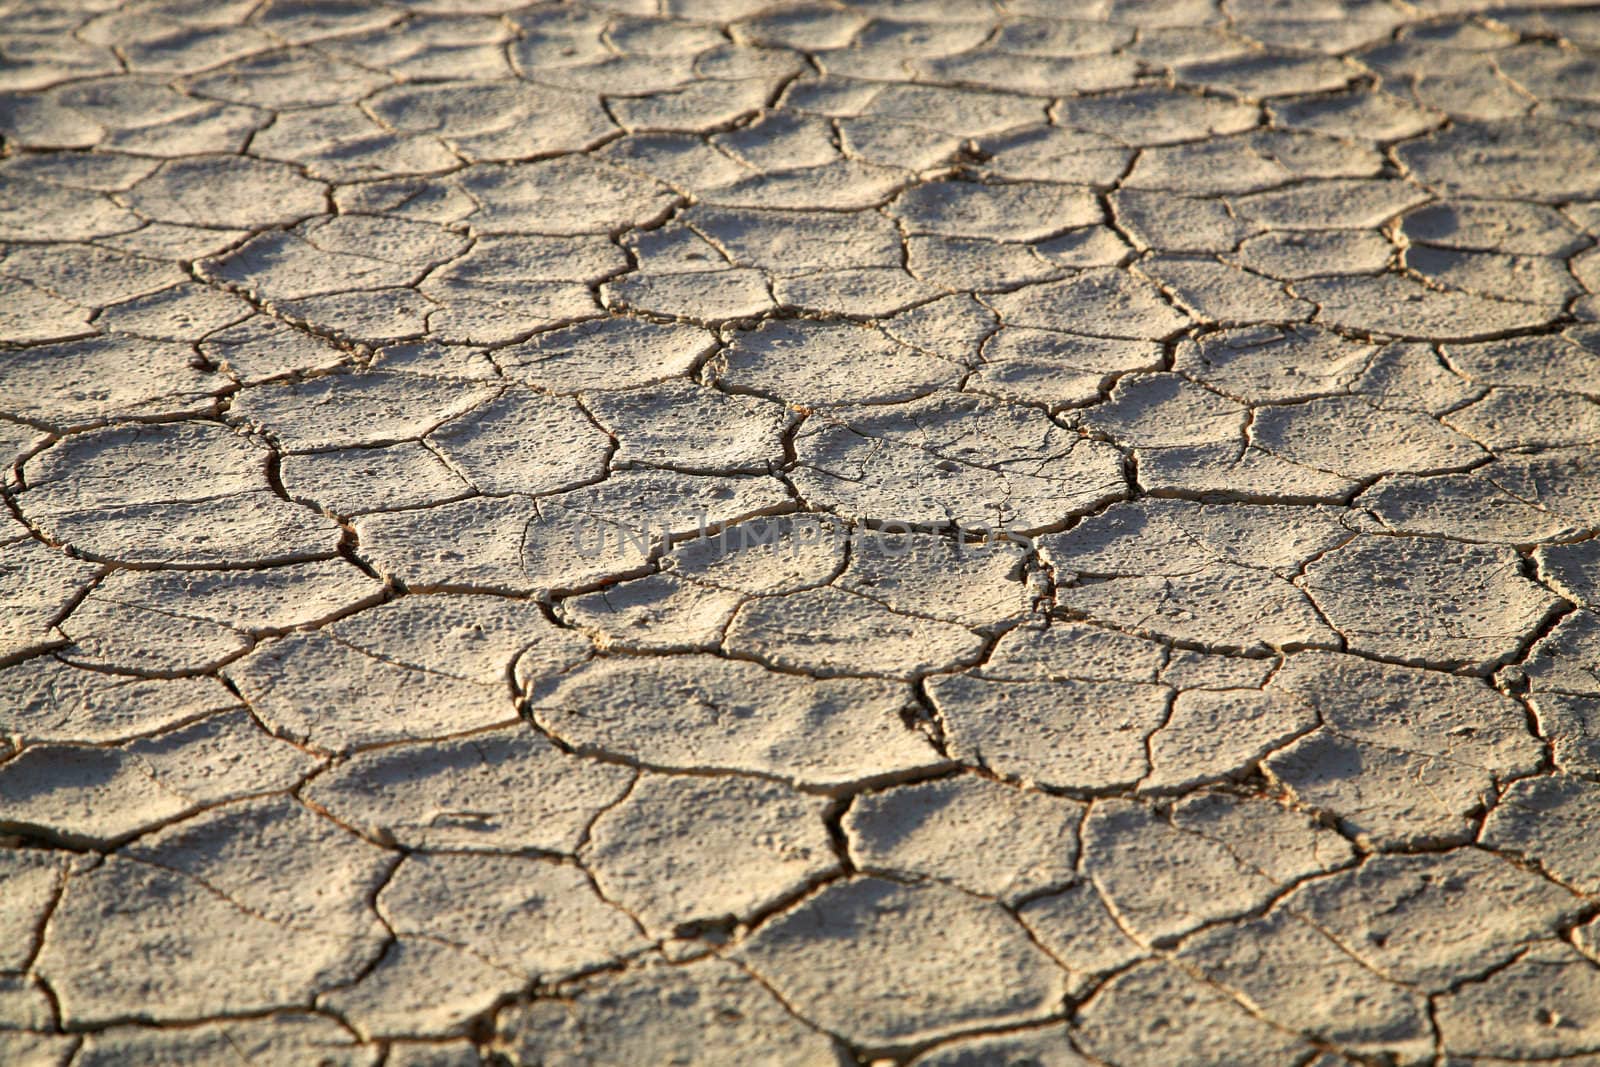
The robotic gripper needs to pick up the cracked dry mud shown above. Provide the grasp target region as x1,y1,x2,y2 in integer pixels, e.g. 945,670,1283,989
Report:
3,2,1600,1066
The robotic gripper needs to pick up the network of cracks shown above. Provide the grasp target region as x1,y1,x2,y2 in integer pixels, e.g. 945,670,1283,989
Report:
5,0,1600,1063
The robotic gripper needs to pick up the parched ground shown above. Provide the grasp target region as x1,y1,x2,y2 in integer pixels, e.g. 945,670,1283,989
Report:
4,0,1600,1064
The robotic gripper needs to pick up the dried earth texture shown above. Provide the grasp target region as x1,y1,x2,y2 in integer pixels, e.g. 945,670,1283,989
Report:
4,0,1600,1065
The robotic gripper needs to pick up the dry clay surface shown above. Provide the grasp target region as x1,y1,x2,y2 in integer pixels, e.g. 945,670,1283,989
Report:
5,0,1600,1063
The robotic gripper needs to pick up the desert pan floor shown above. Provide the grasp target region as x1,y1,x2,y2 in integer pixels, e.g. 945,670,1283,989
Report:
4,0,1600,1064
